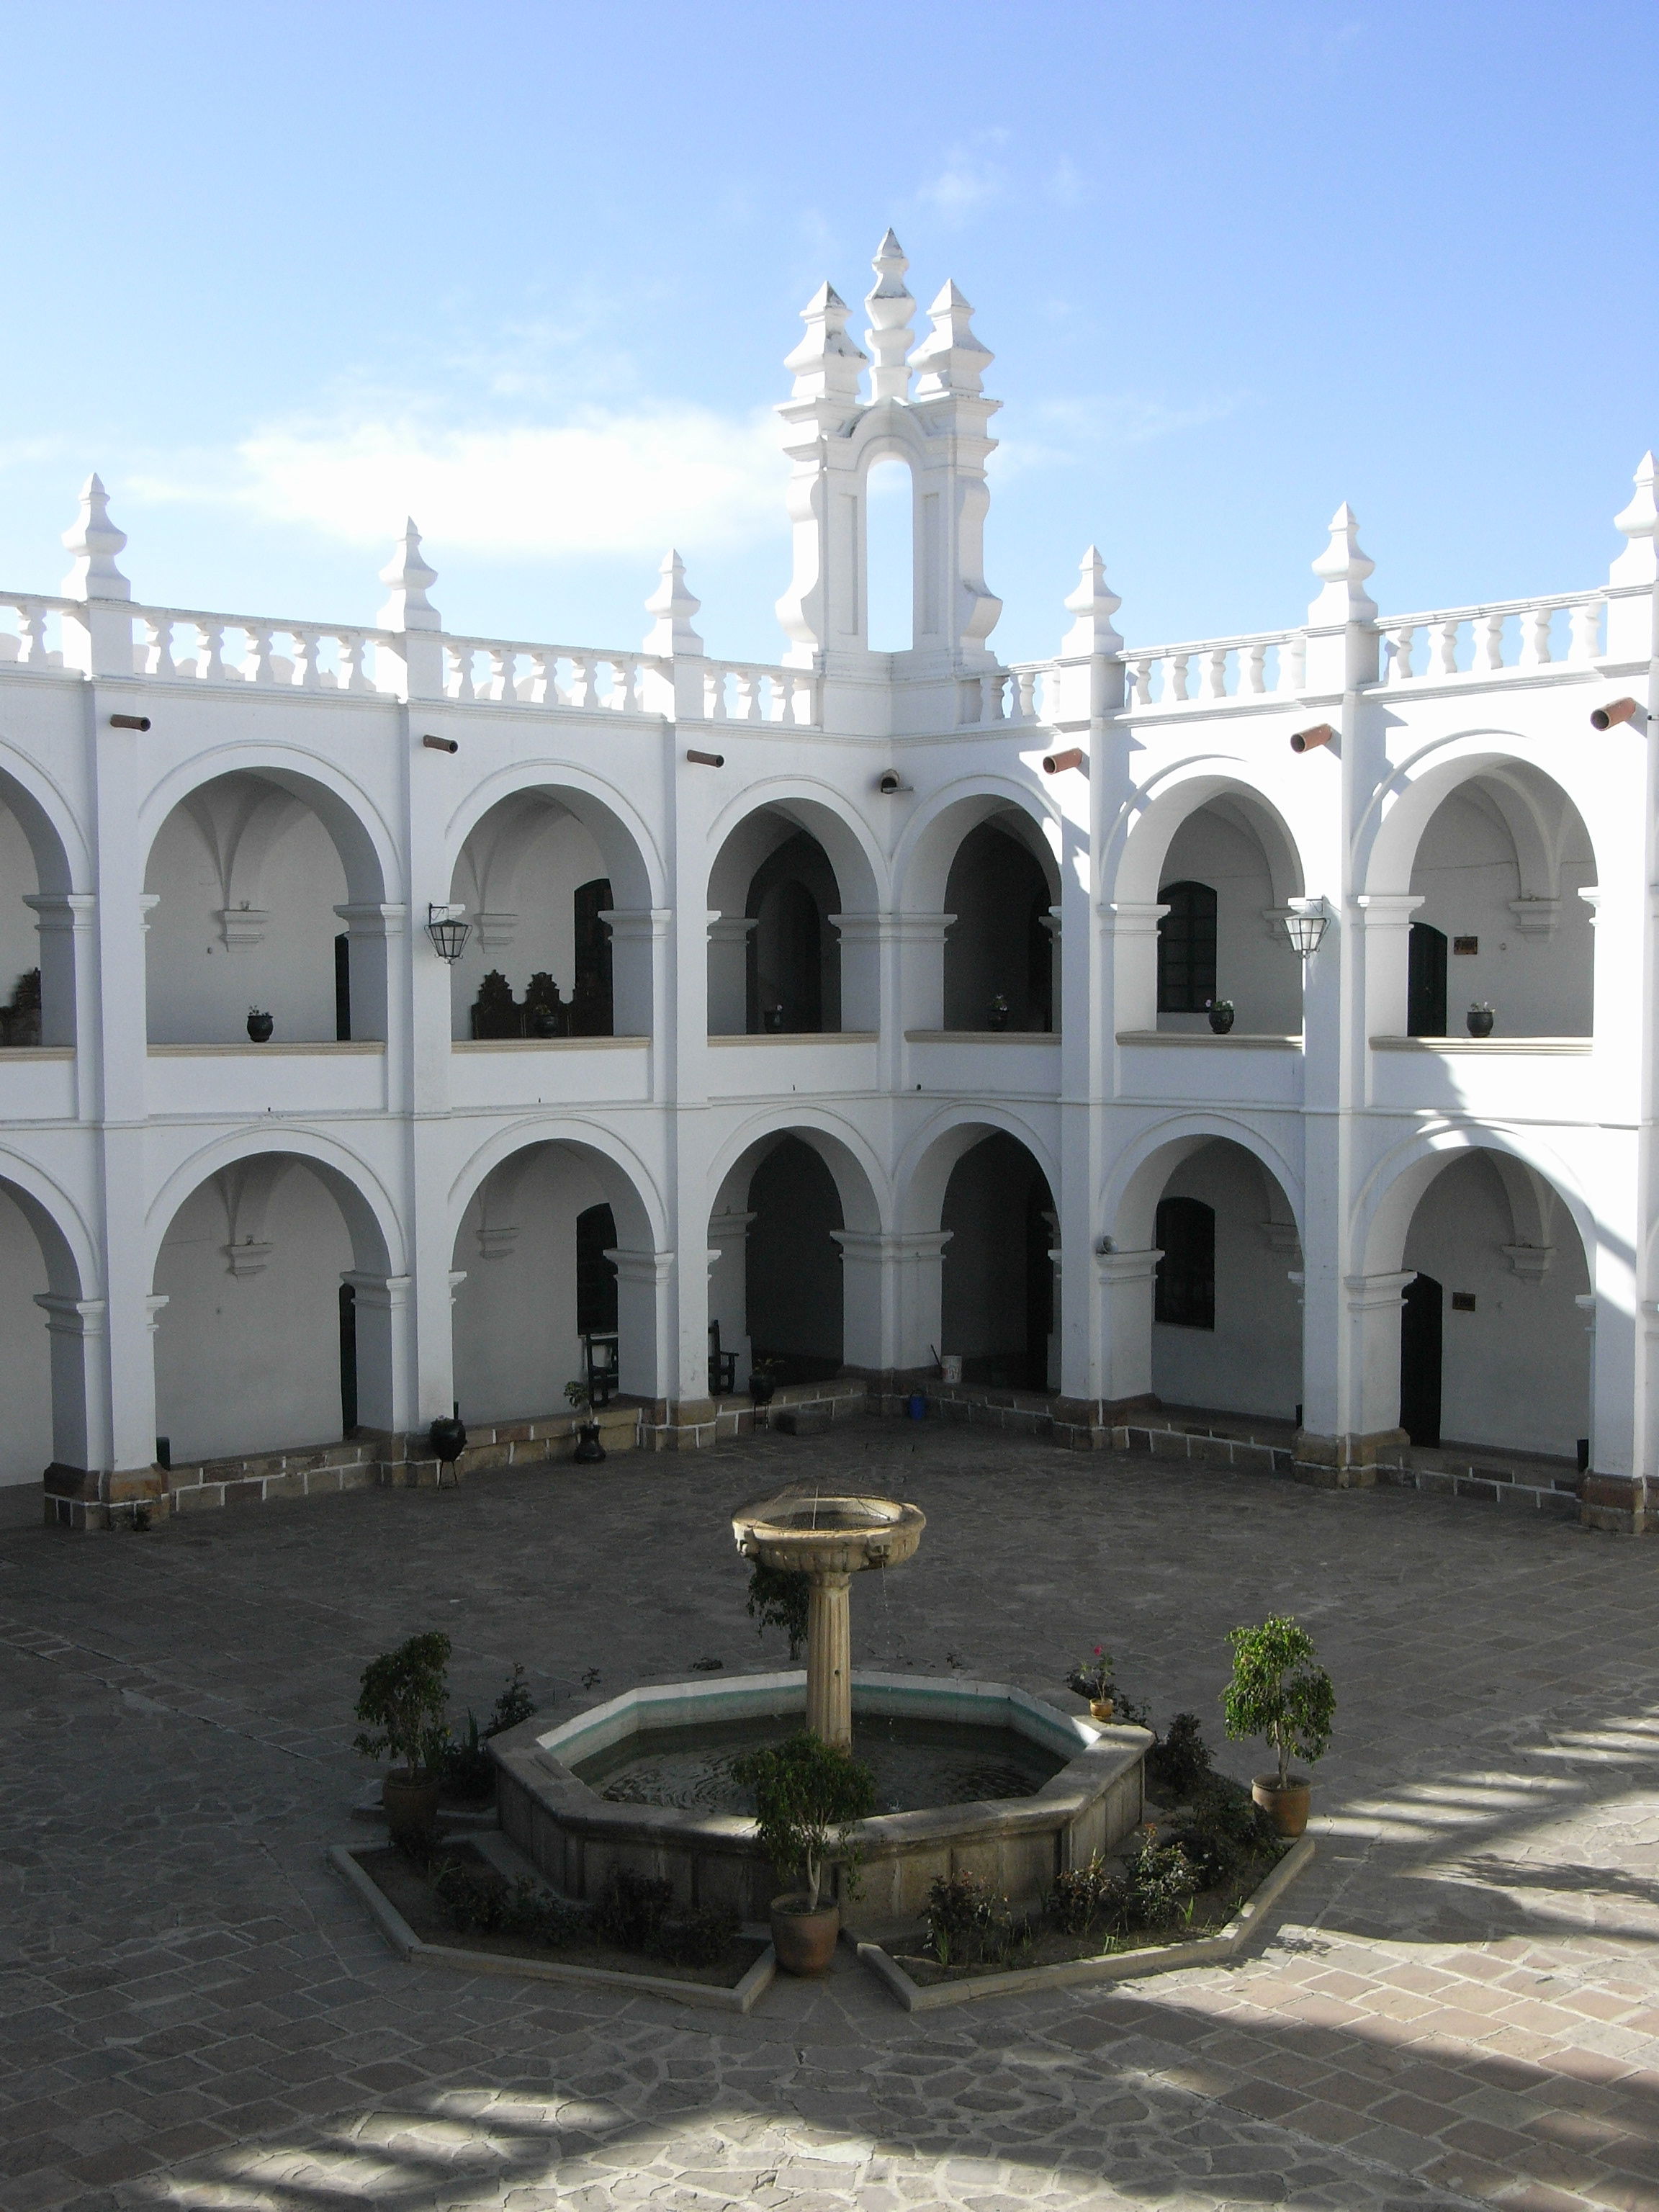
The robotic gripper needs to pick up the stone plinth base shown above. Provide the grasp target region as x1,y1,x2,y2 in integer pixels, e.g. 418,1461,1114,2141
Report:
1292,1429,1411,1488
1580,1472,1653,1534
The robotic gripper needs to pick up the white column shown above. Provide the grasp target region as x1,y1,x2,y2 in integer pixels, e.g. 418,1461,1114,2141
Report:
1096,1247,1161,1406
830,1229,950,1375
601,907,670,1040
1298,1270,1413,1481
607,1246,673,1402
707,1210,755,1387
706,914,755,1035
344,1272,415,1434
32,1294,111,1478
23,892,95,1058
332,902,407,1043
827,912,881,1035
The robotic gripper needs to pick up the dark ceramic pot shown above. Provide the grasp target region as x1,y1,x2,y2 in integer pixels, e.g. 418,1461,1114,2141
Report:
246,1012,274,1043
530,1003,559,1038
428,1415,467,1465
986,1004,1010,1031
572,1419,606,1462
1466,1007,1495,1038
749,1374,776,1408
382,1771,442,1846
1207,1004,1236,1034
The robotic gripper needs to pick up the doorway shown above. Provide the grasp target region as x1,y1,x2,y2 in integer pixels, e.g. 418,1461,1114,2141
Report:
1399,1270,1442,1446
1407,922,1447,1038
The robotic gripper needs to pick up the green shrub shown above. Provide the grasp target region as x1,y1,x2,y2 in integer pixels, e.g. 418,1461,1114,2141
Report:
1222,1615,1336,1789
745,1561,811,1660
1121,1841,1200,1931
443,1663,539,1798
1146,1711,1214,1800
732,1731,878,1909
925,1870,1028,1968
1048,1855,1116,1938
592,1869,675,1950
354,1632,453,1781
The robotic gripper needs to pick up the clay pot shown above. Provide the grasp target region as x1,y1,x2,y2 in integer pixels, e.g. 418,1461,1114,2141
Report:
749,1374,776,1408
382,1771,441,1846
428,1415,467,1466
1207,1004,1236,1035
1466,1007,1495,1038
1252,1773,1312,1837
246,1012,274,1043
1089,1697,1115,1722
986,1002,1010,1031
769,1894,840,1976
572,1419,606,1463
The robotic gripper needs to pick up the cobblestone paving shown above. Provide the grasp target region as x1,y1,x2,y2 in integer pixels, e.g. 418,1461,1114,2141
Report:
3,1419,1659,2211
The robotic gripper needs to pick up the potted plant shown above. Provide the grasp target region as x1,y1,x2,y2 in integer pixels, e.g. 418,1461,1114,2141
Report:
748,1357,780,1410
986,994,1010,1031
733,1730,878,1974
354,1631,453,1845
1206,997,1236,1035
246,1005,274,1043
1220,1614,1334,1838
526,972,565,1038
428,1413,467,1483
763,1004,786,1033
1067,1643,1117,1722
565,1377,606,1462
1467,1002,1495,1038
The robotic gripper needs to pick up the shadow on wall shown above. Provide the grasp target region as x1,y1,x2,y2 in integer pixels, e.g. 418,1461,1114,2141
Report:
943,822,1053,1033
746,1136,844,1382
940,1132,1055,1390
747,833,840,1034
1151,1140,1302,1422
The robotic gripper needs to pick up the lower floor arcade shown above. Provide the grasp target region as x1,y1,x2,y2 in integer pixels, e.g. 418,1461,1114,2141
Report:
0,1107,1635,1531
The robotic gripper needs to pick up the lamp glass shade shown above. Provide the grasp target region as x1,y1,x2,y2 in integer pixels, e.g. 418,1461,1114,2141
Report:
1282,909,1329,959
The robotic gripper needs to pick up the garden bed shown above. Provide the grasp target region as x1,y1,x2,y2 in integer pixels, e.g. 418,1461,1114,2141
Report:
331,1839,776,2012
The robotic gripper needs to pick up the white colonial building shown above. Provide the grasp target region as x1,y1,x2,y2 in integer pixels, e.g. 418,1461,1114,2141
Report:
1,234,1655,1532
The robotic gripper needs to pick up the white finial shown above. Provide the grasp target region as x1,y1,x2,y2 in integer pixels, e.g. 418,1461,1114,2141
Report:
908,281,994,401
1611,450,1659,585
1308,502,1377,626
643,549,704,657
60,472,130,601
1061,546,1123,657
865,229,914,404
377,518,440,631
783,282,868,408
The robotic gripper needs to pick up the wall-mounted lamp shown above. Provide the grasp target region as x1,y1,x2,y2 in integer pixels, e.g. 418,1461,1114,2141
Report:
1290,722,1334,754
1282,897,1331,959
426,903,470,963
422,732,459,753
877,769,912,794
1094,1233,1115,1255
1591,696,1645,730
685,748,724,767
109,713,151,731
1042,747,1086,775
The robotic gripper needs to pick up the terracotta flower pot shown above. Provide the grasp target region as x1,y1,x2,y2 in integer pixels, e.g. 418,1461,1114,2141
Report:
769,1894,840,1976
382,1771,441,1845
1252,1773,1312,1837
1089,1697,1115,1722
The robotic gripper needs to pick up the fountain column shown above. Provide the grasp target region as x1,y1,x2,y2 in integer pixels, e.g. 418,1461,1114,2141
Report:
804,1570,854,1748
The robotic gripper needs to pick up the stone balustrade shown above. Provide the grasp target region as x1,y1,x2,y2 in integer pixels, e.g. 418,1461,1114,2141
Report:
1375,590,1604,683
0,593,71,665
1121,630,1305,710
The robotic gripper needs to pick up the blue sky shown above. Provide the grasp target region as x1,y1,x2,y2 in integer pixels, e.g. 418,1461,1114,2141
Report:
1,1,1655,663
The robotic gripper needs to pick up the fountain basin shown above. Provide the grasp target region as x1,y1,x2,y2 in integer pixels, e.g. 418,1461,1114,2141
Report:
493,1671,1149,1937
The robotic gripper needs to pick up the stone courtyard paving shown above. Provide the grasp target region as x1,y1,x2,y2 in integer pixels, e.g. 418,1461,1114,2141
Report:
3,1419,1659,2212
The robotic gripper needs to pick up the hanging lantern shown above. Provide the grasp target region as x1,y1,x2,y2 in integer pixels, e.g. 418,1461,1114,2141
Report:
1282,899,1331,960
426,903,470,963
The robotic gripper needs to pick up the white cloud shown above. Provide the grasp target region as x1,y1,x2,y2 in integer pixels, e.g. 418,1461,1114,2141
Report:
129,401,788,562
994,390,1248,479
916,153,1005,223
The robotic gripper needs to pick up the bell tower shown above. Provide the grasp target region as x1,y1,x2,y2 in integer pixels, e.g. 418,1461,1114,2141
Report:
774,233,1002,721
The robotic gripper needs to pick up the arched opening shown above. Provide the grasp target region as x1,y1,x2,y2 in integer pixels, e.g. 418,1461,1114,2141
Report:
940,1132,1056,1390
943,820,1055,1032
748,837,834,1033
745,1136,845,1380
143,770,387,1046
0,774,84,1051
451,1141,659,1415
864,456,915,652
449,788,653,1042
152,1152,394,1464
1398,1151,1590,1460
1147,1139,1303,1420
1405,771,1595,1038
0,1182,55,1490
707,801,881,1036
1150,799,1303,1033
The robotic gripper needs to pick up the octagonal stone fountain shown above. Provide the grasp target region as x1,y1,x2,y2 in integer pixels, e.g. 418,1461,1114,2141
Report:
492,1485,1150,1936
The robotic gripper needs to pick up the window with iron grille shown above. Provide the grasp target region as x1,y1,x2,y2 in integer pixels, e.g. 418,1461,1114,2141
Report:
1157,881,1217,1012
1154,1195,1215,1329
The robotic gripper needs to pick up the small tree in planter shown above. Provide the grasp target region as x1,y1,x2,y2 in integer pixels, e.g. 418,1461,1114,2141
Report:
354,1632,453,1845
1220,1614,1334,1837
732,1730,878,1975
564,1377,606,1462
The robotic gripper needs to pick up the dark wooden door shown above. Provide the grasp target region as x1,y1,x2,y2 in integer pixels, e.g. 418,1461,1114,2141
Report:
1407,922,1447,1037
1399,1271,1442,1446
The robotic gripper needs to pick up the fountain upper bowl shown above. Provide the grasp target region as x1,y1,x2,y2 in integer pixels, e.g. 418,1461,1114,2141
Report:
732,1487,925,1576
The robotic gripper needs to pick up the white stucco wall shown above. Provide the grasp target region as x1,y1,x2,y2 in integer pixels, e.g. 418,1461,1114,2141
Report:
451,1145,608,1421
145,796,350,1046
0,1186,51,1485
1157,806,1303,1034
1409,786,1596,1037
1151,1140,1303,1421
153,1163,353,1461
1401,1149,1591,1459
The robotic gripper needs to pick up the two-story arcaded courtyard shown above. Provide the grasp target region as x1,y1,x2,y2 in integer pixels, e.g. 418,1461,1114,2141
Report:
0,232,1655,1532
